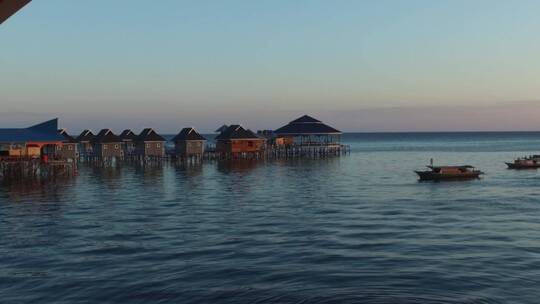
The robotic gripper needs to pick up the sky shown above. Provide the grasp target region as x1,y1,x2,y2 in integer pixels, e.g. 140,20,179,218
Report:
2,0,540,133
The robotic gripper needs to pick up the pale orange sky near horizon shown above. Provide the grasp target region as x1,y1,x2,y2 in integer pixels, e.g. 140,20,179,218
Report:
2,101,540,134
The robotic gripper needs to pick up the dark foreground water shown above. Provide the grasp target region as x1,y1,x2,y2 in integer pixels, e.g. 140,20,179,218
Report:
2,132,540,303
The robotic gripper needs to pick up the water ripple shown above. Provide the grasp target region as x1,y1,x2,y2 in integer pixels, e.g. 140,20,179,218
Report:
2,134,540,303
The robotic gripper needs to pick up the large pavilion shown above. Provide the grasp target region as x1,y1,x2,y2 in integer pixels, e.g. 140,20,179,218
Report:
273,115,342,146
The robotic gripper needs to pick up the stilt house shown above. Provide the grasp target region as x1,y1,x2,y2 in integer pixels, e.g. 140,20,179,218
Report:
135,128,166,157
172,127,206,157
92,129,123,159
215,125,265,155
58,129,78,160
119,129,137,156
76,130,95,156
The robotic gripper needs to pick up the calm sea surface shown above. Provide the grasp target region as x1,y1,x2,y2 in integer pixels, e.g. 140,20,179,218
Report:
2,132,540,303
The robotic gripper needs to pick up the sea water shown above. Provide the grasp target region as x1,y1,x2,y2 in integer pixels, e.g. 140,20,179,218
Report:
2,132,540,303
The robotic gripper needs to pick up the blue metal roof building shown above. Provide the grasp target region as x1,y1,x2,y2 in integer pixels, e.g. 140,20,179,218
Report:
0,119,65,143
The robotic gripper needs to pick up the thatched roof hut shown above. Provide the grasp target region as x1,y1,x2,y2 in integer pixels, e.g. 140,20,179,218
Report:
274,115,341,136
273,115,341,146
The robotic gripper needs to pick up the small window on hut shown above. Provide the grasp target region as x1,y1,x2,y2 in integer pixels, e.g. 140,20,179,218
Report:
146,143,150,148
69,146,73,150
103,145,108,150
157,143,160,148
248,141,253,147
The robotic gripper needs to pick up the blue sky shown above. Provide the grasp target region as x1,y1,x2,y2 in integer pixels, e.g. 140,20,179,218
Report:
2,0,540,132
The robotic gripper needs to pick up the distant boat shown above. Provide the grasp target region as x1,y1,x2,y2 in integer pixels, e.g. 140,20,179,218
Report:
506,155,540,169
415,165,483,181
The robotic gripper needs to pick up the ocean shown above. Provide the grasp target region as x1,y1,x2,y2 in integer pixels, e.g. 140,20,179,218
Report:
2,132,540,303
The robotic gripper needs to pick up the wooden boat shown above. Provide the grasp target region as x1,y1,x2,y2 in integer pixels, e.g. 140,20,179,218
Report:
506,156,540,169
415,165,483,181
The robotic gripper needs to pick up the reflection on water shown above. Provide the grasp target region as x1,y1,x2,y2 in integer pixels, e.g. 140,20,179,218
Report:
216,159,264,174
0,178,75,203
2,133,540,303
89,165,123,180
173,162,203,177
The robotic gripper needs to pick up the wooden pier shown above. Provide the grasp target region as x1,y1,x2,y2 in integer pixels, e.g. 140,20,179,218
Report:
265,144,349,159
202,143,349,160
0,158,76,183
0,115,351,181
76,143,350,164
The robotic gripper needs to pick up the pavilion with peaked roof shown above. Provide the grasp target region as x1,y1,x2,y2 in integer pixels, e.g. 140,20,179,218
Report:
273,115,342,146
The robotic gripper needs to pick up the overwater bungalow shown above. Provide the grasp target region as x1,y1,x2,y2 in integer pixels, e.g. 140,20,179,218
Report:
274,115,342,146
172,127,206,158
57,129,78,160
215,125,265,157
76,130,95,156
91,129,123,159
119,129,137,156
135,128,166,158
0,119,64,158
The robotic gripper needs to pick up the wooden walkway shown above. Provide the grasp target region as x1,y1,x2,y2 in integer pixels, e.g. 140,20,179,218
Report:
0,144,350,182
204,144,350,160
72,143,351,165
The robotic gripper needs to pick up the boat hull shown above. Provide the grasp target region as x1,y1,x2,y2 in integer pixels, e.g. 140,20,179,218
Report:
505,162,540,169
415,171,482,181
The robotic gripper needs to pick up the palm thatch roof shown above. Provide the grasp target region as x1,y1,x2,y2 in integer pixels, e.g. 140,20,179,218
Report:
274,115,341,136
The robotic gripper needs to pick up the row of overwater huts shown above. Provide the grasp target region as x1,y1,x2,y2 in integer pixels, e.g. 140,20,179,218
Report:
0,115,347,162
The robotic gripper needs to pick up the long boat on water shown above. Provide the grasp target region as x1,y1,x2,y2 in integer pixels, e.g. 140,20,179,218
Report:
506,155,540,169
415,165,484,181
